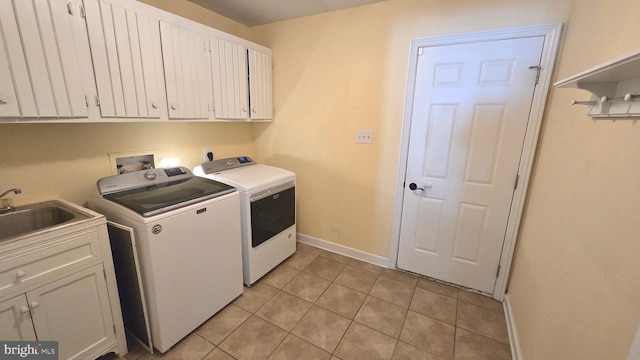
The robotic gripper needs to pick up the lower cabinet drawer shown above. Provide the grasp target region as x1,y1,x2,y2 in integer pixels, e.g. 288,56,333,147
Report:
0,229,103,298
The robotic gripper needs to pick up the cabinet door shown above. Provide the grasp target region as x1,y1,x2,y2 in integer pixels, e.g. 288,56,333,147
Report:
248,48,273,120
0,294,37,341
27,264,116,360
211,38,249,120
160,21,212,119
0,0,87,118
83,0,162,118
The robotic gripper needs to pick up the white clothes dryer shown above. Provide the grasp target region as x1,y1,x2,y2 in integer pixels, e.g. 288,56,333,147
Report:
194,156,296,285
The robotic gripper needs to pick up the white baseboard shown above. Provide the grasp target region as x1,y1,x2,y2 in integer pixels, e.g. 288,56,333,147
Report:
504,294,523,360
296,233,391,269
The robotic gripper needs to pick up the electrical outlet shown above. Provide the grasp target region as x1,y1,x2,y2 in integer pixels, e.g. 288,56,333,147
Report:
356,130,373,144
203,149,214,162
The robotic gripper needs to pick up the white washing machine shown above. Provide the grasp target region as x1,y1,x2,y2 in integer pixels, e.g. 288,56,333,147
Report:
194,156,296,285
89,167,243,353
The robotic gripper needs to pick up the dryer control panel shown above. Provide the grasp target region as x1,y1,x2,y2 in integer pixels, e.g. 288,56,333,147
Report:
201,156,254,174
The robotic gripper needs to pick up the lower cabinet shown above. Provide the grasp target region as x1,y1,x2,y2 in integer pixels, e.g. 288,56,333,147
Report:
0,294,36,341
0,212,126,360
0,265,115,358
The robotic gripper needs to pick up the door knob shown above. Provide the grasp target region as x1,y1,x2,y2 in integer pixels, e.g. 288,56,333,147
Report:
409,182,432,191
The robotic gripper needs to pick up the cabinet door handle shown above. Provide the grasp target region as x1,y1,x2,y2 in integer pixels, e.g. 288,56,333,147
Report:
242,107,247,113
251,107,256,113
30,301,40,309
20,306,30,314
16,270,26,279
151,101,158,109
0,96,8,104
170,104,177,110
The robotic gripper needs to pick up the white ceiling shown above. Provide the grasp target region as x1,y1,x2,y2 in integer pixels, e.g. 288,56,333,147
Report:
186,0,387,26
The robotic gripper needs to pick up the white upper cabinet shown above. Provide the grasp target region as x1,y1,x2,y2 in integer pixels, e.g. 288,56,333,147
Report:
0,0,88,118
211,38,249,120
0,0,272,122
212,38,273,121
248,48,274,120
83,0,162,118
160,21,213,120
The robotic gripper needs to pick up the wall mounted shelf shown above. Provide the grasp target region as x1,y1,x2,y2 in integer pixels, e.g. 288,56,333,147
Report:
554,48,640,118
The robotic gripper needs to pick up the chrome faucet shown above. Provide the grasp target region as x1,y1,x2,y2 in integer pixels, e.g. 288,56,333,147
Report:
0,188,21,214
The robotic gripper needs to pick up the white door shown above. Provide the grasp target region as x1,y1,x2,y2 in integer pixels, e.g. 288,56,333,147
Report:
397,36,544,294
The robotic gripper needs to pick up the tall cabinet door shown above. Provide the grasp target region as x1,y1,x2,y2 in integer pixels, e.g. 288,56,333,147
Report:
0,295,37,341
248,48,273,120
27,264,116,360
211,38,249,120
0,0,88,118
83,0,162,118
160,21,212,120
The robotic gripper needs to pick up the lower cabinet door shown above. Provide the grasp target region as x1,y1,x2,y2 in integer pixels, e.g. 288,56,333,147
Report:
0,294,37,341
27,264,116,360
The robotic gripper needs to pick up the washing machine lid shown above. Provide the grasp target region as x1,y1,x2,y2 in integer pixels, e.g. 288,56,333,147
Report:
98,167,235,217
194,158,294,191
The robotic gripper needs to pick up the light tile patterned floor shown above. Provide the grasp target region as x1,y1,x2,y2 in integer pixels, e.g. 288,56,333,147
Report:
109,242,512,360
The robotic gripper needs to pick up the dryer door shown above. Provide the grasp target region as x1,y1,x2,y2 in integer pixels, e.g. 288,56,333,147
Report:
250,183,295,248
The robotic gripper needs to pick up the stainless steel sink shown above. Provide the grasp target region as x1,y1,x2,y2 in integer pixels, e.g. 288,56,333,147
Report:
0,200,94,242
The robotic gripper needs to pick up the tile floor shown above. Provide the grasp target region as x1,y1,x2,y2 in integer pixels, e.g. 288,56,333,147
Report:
111,242,512,360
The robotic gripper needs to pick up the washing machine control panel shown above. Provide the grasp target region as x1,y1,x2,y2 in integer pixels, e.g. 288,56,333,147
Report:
97,166,192,195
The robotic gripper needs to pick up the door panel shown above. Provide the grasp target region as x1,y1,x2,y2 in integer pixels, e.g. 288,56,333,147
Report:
28,264,115,360
398,36,545,293
211,38,248,119
0,0,87,118
160,21,212,119
84,0,161,118
0,295,37,341
248,48,273,120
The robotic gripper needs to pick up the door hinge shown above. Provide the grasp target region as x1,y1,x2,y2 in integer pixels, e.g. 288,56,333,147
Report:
514,174,520,190
95,95,101,107
80,4,86,18
417,47,424,56
84,95,89,107
67,1,73,15
529,65,542,85
496,264,501,278
113,323,116,335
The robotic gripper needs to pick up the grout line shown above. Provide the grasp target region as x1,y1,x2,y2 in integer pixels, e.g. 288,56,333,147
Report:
136,242,510,359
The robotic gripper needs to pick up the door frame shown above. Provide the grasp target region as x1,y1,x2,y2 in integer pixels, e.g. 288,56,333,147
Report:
389,23,563,300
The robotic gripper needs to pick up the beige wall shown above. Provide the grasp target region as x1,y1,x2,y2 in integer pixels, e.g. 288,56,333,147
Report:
252,0,639,358
0,122,255,206
507,0,640,358
251,0,570,256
